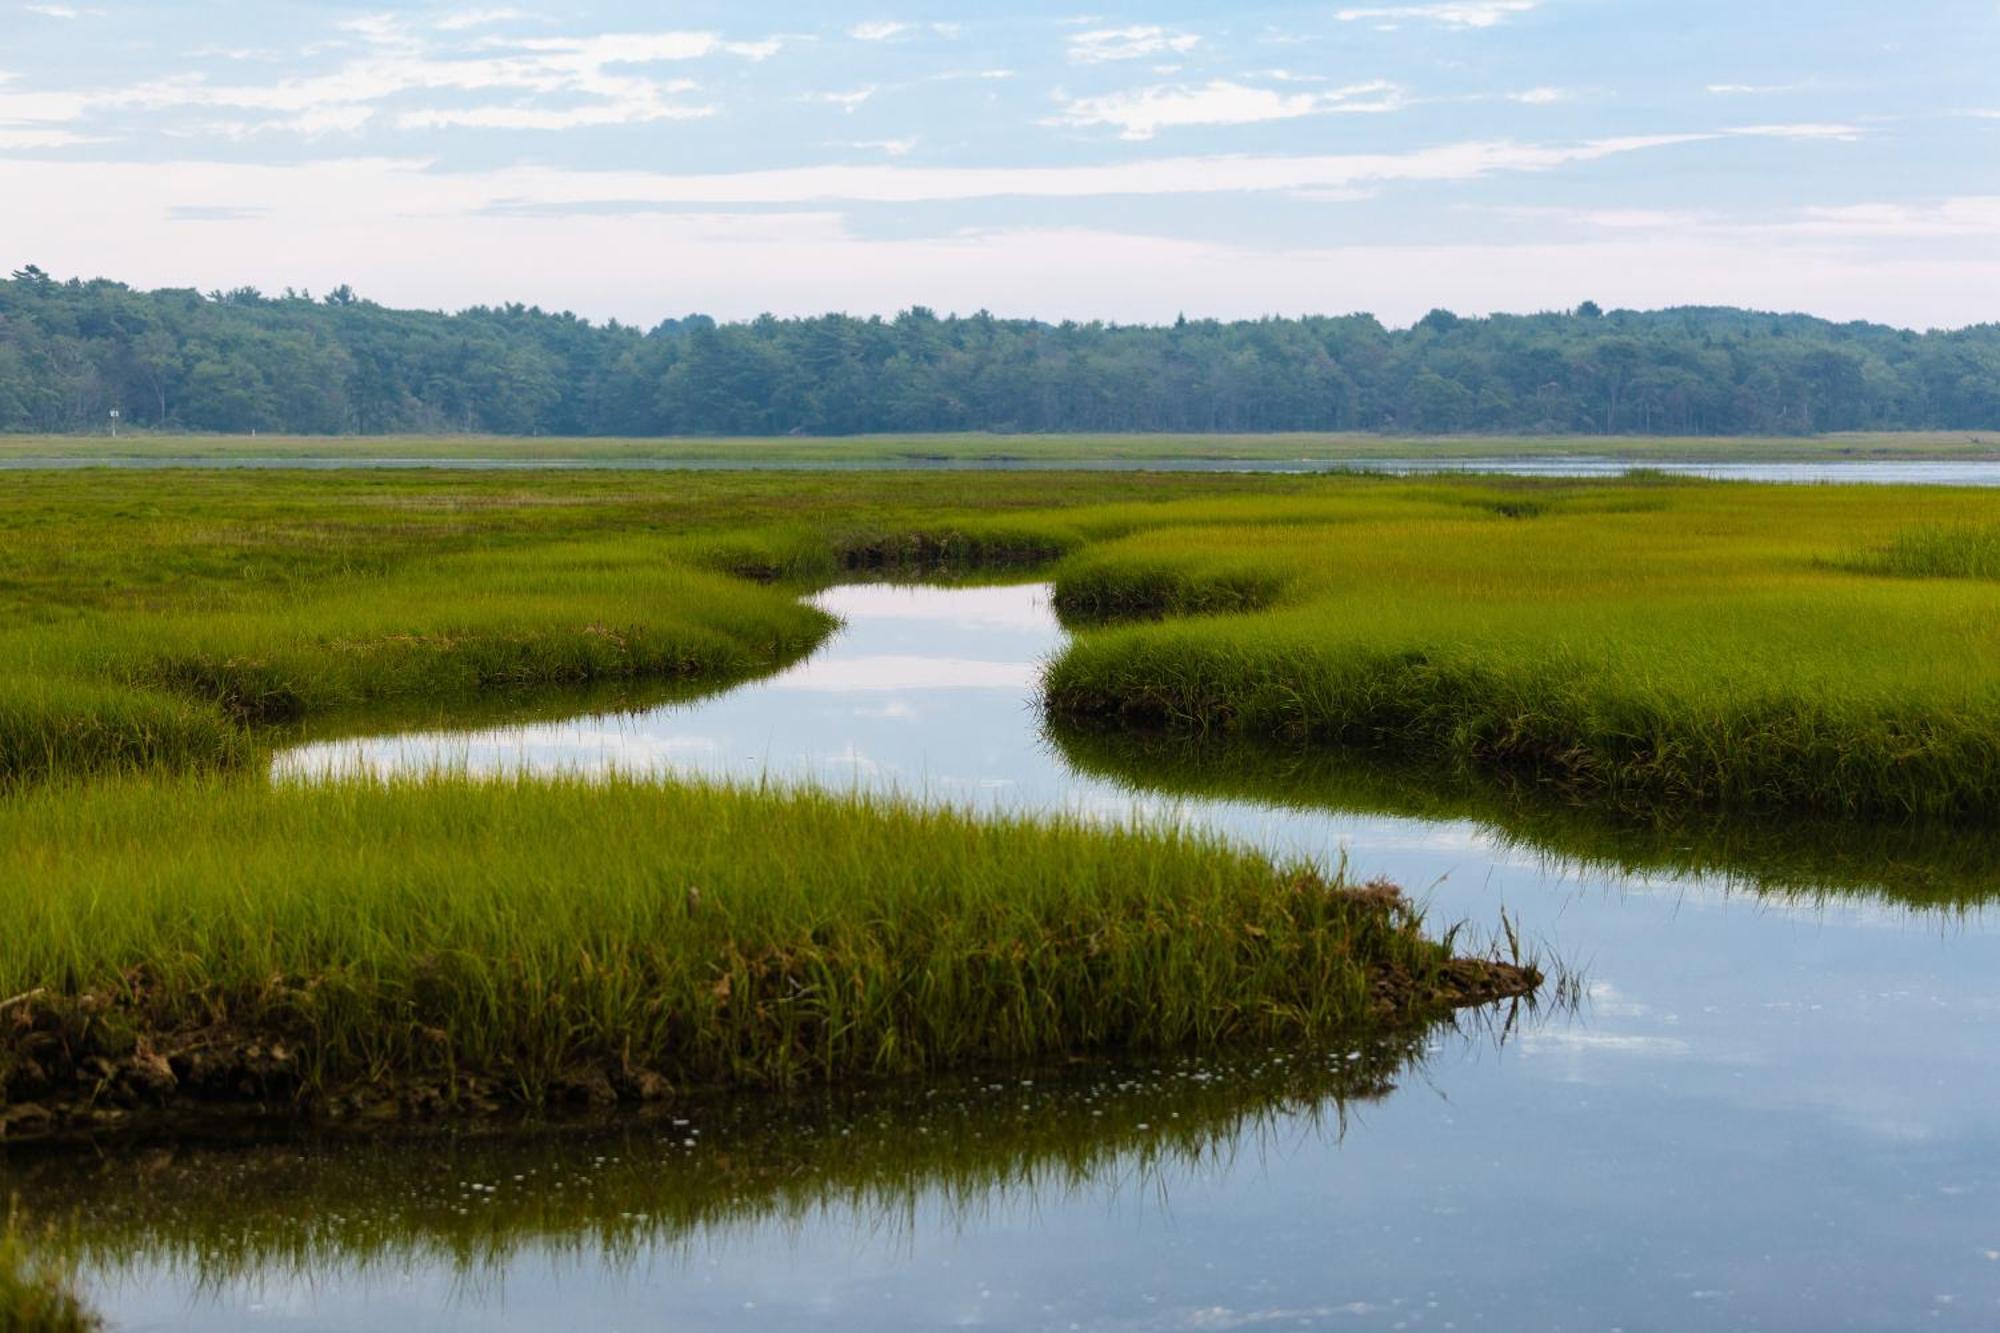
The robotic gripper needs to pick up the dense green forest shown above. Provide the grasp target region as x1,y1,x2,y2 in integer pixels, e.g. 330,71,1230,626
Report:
3,265,1997,436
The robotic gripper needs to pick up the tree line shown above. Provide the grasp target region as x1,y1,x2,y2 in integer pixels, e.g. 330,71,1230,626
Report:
3,266,1996,436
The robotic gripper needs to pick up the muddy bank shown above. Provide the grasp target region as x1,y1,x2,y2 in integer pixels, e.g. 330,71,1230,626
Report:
0,959,1537,1147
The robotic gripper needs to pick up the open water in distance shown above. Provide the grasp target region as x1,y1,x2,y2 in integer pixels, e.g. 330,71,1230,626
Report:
11,455,2000,485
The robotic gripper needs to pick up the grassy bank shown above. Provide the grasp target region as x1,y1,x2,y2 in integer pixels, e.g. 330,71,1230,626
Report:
1043,480,2000,820
0,774,1527,1140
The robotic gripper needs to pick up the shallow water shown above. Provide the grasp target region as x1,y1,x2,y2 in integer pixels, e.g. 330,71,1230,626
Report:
27,584,2000,1330
11,454,2000,485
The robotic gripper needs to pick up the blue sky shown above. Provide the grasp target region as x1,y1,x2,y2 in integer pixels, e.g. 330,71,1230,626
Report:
1,0,1995,327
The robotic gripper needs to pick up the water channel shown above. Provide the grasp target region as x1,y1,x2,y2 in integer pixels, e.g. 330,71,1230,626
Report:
13,582,2000,1331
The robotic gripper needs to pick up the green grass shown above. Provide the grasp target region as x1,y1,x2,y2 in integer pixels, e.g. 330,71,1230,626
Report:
1042,480,2000,820
1837,522,2000,580
0,467,1256,783
4,429,1998,464
0,773,1496,1115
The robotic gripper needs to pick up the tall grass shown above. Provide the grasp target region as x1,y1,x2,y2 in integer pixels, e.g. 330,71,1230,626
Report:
1044,482,2000,820
0,773,1507,1122
0,676,244,783
1839,522,2000,580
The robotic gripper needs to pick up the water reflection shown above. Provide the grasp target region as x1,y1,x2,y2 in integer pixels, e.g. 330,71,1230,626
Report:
1051,730,2000,912
13,1041,1442,1328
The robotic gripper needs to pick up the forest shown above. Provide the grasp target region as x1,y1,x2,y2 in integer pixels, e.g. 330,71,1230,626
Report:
3,265,1997,437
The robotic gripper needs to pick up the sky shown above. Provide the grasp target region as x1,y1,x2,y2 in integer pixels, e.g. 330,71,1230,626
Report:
0,0,1996,329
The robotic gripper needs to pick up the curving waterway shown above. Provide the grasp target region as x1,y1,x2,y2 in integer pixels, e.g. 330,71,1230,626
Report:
19,583,2000,1331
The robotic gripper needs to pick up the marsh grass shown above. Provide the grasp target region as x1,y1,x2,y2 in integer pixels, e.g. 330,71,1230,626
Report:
0,773,1505,1118
1837,522,2000,580
0,678,244,784
0,468,1285,783
1041,482,2000,820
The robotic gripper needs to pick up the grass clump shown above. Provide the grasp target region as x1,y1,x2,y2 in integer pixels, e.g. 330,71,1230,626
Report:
0,676,244,783
1839,522,2000,581
0,773,1526,1137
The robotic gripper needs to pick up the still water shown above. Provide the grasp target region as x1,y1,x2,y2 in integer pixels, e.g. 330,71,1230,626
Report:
31,584,2000,1331
11,455,2000,485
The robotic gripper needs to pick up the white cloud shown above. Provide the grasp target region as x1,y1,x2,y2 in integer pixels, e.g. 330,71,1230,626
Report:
10,26,764,134
721,38,786,61
1508,87,1567,105
0,126,93,147
1051,79,1403,139
1496,205,1708,230
1705,83,1799,96
841,137,918,157
207,105,378,137
23,3,98,17
1497,196,2000,242
0,132,1738,219
804,86,878,113
399,94,711,131
849,21,957,41
502,32,735,63
1723,122,1865,141
5,155,1993,331
1066,26,1202,63
186,46,282,62
434,8,533,30
1335,2,1537,29
1767,198,2000,240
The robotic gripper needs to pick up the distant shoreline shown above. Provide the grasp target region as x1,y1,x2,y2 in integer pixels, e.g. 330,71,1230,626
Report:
4,430,1998,466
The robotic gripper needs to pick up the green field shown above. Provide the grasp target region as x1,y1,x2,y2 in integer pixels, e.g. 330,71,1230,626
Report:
4,429,1999,464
